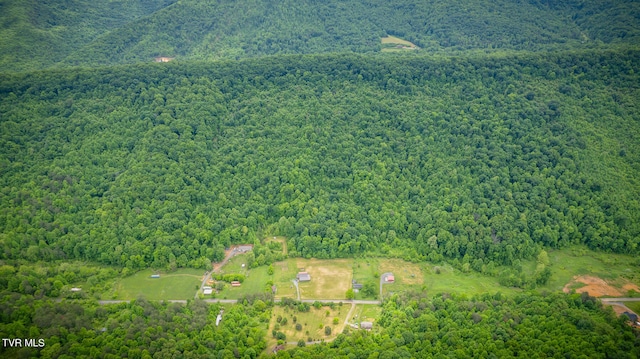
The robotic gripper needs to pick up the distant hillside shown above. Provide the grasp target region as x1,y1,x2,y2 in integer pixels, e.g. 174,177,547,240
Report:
1,0,640,71
0,0,175,72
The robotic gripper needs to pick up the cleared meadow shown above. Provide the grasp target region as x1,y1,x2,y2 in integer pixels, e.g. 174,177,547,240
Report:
109,268,203,300
296,258,353,299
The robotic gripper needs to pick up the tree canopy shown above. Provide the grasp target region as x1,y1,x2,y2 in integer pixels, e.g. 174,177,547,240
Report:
1,50,639,271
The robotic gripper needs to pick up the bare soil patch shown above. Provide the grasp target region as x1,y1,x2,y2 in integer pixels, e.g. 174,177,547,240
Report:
622,283,640,293
562,275,638,297
296,258,352,299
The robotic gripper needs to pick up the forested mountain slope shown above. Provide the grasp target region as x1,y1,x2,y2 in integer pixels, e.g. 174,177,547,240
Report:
1,50,639,270
0,0,176,72
2,0,640,72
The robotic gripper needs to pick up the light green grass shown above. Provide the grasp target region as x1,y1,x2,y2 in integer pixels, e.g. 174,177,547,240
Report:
218,253,251,275
218,266,271,298
379,259,425,297
216,254,272,299
626,302,640,314
350,304,382,327
352,258,379,300
273,258,298,298
265,236,288,255
381,35,416,47
421,263,509,297
109,268,204,300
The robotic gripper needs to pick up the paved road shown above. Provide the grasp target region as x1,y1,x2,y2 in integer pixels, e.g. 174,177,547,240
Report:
101,297,639,306
380,272,392,299
601,298,640,302
99,298,381,305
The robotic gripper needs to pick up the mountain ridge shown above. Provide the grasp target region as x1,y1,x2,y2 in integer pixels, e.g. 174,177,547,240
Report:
2,0,640,72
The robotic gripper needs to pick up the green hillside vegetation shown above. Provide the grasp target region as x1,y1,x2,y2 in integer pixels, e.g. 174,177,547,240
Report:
2,0,640,71
289,291,640,357
1,51,639,274
0,0,175,72
2,1,640,357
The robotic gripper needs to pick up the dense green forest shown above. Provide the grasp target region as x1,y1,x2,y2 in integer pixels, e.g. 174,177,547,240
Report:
1,291,638,358
1,50,639,272
0,294,270,358
2,0,640,72
2,1,640,357
291,292,640,358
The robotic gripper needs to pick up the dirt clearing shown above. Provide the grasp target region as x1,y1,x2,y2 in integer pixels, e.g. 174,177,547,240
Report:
563,275,639,297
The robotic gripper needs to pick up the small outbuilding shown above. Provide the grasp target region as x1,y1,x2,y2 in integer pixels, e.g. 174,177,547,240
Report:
154,56,175,62
231,281,241,287
237,245,253,253
361,321,373,330
352,280,363,289
297,272,311,282
150,274,160,278
202,286,213,295
385,275,395,283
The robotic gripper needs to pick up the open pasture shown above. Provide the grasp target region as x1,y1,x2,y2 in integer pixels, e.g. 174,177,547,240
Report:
532,246,640,295
273,259,298,298
296,258,352,299
109,268,203,300
420,264,505,297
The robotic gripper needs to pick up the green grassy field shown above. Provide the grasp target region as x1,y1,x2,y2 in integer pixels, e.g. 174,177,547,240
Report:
420,263,508,297
352,258,379,300
531,246,640,293
216,254,273,299
108,268,204,300
625,302,640,314
273,259,298,299
350,304,382,328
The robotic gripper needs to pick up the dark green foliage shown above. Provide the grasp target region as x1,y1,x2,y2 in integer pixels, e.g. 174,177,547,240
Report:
0,298,267,358
289,292,640,357
0,0,175,72
2,0,640,71
212,273,245,283
1,51,639,269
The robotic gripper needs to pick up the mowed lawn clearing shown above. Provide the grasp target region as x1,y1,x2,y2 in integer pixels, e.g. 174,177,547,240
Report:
297,258,352,299
273,258,298,299
350,304,382,329
216,254,272,299
109,268,203,300
267,304,349,347
421,264,506,297
379,259,425,296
